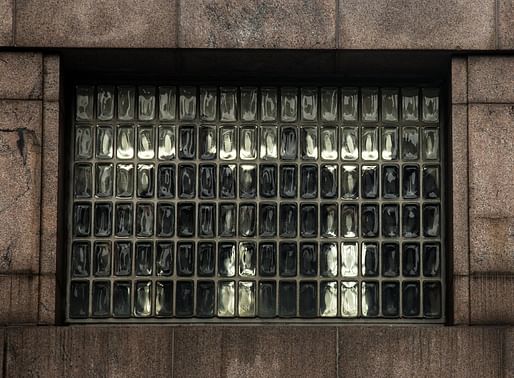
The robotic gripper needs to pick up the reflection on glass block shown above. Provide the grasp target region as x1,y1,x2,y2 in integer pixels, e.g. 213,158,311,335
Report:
218,281,235,317
72,242,90,277
74,164,92,198
300,243,317,276
259,281,276,317
423,243,440,277
220,87,237,122
115,241,132,276
199,164,216,199
362,282,379,317
177,243,194,276
158,127,176,160
136,203,153,237
96,127,113,159
138,127,154,160
340,165,358,199
219,164,236,199
219,243,236,277
279,281,296,317
113,282,131,317
239,281,256,317
341,281,358,317
321,164,337,198
259,164,277,198
382,165,399,199
116,163,134,198
362,165,378,199
156,242,173,276
362,88,378,122
239,242,256,277
382,243,399,277
402,204,419,238
200,87,217,121
300,204,317,238
362,243,379,276
239,164,257,198
382,89,398,122
280,126,297,160
382,205,399,237
423,128,439,160
321,204,338,238
155,281,173,316
362,128,378,160
135,281,152,316
423,166,440,199
178,164,195,199
361,205,379,237
137,164,154,198
97,86,114,121
402,88,419,121
382,128,398,160
157,165,175,199
321,87,338,122
402,127,419,160
178,126,195,160
176,281,194,317
241,87,257,121
280,165,297,198
76,86,94,121
220,127,236,160
260,243,277,276
198,243,215,277
280,203,297,238
118,86,135,121
240,127,257,160
342,88,358,122
260,127,278,159
300,282,317,317
177,203,195,237
74,203,91,236
261,88,277,122
279,243,297,277
423,282,442,318
301,88,317,121
94,203,112,237
402,282,420,317
198,204,215,238
115,203,132,236
423,89,439,122
321,127,337,160
341,242,358,277
179,87,196,121
403,243,420,276
239,204,256,237
341,204,358,238
301,164,318,199
196,281,215,317
219,204,236,237
301,127,318,160
75,127,93,160
403,165,419,199
320,281,337,317
320,243,338,277
70,281,89,318
341,127,359,160
259,203,277,237
93,242,111,277
382,282,399,317
135,243,153,276
95,164,113,197
159,86,176,121
117,126,134,159
157,204,174,237
281,87,297,122
423,205,440,237
139,86,156,121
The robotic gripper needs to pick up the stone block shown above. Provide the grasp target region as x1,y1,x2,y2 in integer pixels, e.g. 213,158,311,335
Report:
0,52,42,99
453,275,470,325
38,274,56,325
338,0,495,49
174,327,337,378
43,55,60,101
178,0,336,49
468,56,514,103
0,275,39,324
470,275,514,324
15,0,177,47
505,327,514,378
0,0,12,46
499,0,514,49
452,57,467,104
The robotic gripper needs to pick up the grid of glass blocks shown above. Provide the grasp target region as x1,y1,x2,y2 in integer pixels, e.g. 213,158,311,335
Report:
68,85,444,322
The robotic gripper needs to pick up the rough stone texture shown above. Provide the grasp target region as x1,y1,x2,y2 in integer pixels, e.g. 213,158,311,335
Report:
0,0,12,46
338,0,496,49
0,275,39,324
499,0,514,49
43,55,60,102
38,274,56,324
453,275,470,325
468,56,514,103
179,0,336,49
15,0,177,47
505,328,514,378
452,57,468,104
338,327,504,377
174,327,337,377
0,53,42,99
470,275,514,324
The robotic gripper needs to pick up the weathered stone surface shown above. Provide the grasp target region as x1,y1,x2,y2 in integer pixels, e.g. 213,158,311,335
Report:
0,53,42,99
43,55,60,102
338,327,503,377
179,0,336,49
338,0,496,49
505,328,514,378
0,275,39,324
470,275,514,324
468,56,514,103
38,274,56,324
15,0,177,47
452,57,468,104
174,327,337,377
453,275,470,325
499,0,514,49
0,0,12,46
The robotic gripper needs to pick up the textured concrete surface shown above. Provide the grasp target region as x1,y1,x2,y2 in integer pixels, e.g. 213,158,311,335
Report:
468,56,514,103
0,275,39,324
499,0,514,49
43,55,60,102
452,57,468,104
0,53,42,99
470,275,514,324
453,275,470,325
0,0,12,46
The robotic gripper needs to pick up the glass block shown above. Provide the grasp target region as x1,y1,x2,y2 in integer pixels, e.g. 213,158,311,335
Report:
362,88,378,122
261,88,278,122
219,204,236,237
279,281,297,317
219,243,236,277
301,127,318,160
301,164,318,199
422,89,439,123
321,127,338,160
197,243,215,277
97,86,114,121
259,243,277,276
341,281,358,317
239,281,256,317
115,164,134,198
320,281,337,317
96,126,113,159
115,241,132,276
177,242,194,276
156,203,174,237
72,242,90,277
241,87,257,121
157,164,175,199
423,166,440,199
382,282,400,317
74,203,91,236
280,164,297,198
320,243,338,277
75,127,93,160
115,203,133,236
94,203,112,237
260,126,278,159
159,86,176,121
240,127,257,160
402,282,420,317
281,87,297,122
423,243,441,277
382,128,398,160
135,281,152,317
341,127,359,160
74,164,92,198
218,281,235,317
341,165,358,199
423,282,442,318
299,282,317,317
361,165,378,199
403,165,419,199
361,128,378,160
198,204,216,238
139,87,156,121
402,88,419,121
219,127,237,160
361,205,379,237
321,87,338,122
200,87,217,121
300,243,317,276
178,126,196,160
402,204,419,238
199,164,216,199
279,242,297,277
95,163,113,197
361,282,379,317
341,242,358,277
259,164,277,198
342,88,358,122
155,281,173,316
177,203,195,237
176,281,194,317
423,128,439,160
69,281,89,318
113,282,131,317
301,88,317,121
239,242,256,277
135,243,153,276
93,242,111,277
220,87,237,122
280,126,298,160
259,281,276,317
219,164,236,199
136,203,154,237
156,242,173,276
117,126,134,159
382,243,399,277
179,87,196,121
136,164,154,198
402,127,419,160
321,164,338,198
362,243,379,276
382,205,399,237
158,126,176,160
178,164,196,199
423,205,440,237
403,243,420,277
118,86,135,121
340,205,358,240
300,204,318,238
76,86,94,121
239,164,257,198
279,203,297,238
382,89,398,122
196,281,215,317
137,127,155,160
259,203,277,237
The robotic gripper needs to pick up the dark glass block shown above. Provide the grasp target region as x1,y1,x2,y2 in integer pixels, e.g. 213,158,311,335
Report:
157,164,175,199
113,282,131,317
259,203,277,237
239,203,256,237
136,203,154,237
199,164,216,199
196,281,216,317
279,203,297,238
300,204,318,238
69,281,89,318
74,164,92,198
92,281,110,317
116,164,134,197
156,242,173,276
115,241,132,276
178,126,196,159
199,126,217,160
423,243,441,277
177,203,195,237
423,205,440,237
361,165,378,199
72,242,90,277
115,203,133,236
382,165,399,199
258,281,276,317
382,282,400,317
321,164,338,198
279,243,297,277
361,205,379,237
280,165,297,198
218,243,236,277
178,164,196,199
382,205,399,237
74,203,91,236
362,282,379,317
94,203,112,237
280,126,298,160
402,282,420,317
219,204,236,237
176,281,194,317
198,204,216,238
320,243,338,277
135,242,153,276
423,166,440,199
321,204,338,238
300,243,317,276
300,164,318,199
198,242,215,277
301,127,318,159
239,164,257,198
136,164,154,198
341,204,358,238
403,243,420,276
402,127,419,160
155,281,173,316
177,243,195,276
157,203,175,237
93,242,111,277
279,281,297,317
362,243,379,277
402,204,419,237
341,165,359,199
423,282,442,318
259,243,276,276
219,164,237,198
299,282,317,317
382,243,399,277
259,164,277,198
403,165,419,199
95,164,113,197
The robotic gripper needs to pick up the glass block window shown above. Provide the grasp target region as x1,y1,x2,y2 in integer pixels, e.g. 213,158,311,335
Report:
68,85,444,322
